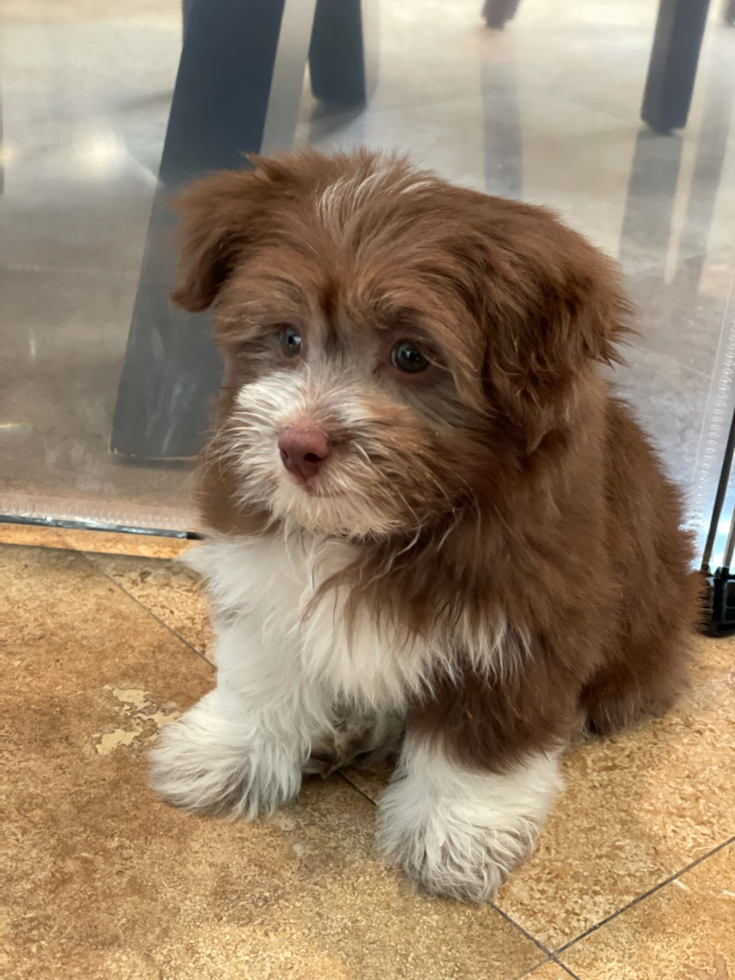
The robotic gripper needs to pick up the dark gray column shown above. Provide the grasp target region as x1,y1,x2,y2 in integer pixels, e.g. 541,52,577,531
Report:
641,0,711,133
308,0,376,106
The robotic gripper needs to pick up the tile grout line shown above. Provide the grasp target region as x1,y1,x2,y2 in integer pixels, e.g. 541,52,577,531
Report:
336,771,380,807
552,960,582,979
547,958,582,979
492,904,555,963
512,957,581,980
79,551,216,670
554,835,735,956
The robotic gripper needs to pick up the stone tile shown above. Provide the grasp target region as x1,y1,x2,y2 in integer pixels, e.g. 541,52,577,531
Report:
496,635,735,950
88,551,213,658
8,546,729,967
57,537,734,960
523,962,580,980
0,545,212,702
687,634,735,682
0,522,191,559
4,543,543,980
0,522,68,550
560,844,735,980
62,528,192,559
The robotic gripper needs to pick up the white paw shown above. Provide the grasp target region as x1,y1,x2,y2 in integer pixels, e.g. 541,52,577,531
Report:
149,691,302,819
376,740,562,902
377,798,534,902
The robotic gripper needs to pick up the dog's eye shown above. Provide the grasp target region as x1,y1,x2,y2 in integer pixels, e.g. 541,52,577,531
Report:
391,341,430,374
279,324,303,359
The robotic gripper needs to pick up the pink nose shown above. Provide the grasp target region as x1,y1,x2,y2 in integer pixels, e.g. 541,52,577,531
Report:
278,427,331,480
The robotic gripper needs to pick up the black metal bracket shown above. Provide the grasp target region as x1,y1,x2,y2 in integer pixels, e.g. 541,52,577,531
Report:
704,567,735,636
701,408,735,636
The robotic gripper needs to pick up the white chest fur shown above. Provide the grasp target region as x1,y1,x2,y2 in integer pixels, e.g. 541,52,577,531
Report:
184,533,438,711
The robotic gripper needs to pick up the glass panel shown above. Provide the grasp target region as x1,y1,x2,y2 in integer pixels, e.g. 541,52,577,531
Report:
1,0,733,549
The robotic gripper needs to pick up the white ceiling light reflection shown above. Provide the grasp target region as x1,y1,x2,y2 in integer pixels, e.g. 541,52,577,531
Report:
70,126,129,180
0,142,19,166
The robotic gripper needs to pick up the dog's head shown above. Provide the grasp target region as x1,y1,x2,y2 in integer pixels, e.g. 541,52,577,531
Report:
173,150,631,539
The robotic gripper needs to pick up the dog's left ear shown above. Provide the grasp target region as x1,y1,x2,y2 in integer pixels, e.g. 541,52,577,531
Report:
474,201,633,450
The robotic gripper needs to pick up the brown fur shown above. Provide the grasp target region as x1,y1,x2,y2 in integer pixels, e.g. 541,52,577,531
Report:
172,149,701,776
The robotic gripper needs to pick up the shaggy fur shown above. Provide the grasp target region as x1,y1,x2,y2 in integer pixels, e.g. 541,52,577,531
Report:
150,149,701,902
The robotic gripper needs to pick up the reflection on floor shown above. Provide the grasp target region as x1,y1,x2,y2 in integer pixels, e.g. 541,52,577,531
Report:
3,529,734,979
1,1,734,531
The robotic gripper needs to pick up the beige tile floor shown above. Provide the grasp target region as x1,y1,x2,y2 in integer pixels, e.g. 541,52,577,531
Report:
3,526,734,980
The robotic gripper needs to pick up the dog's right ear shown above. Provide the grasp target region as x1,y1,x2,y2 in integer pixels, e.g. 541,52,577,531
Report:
170,168,263,313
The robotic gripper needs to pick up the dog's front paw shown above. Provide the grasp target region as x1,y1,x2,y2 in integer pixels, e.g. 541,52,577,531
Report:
376,750,558,902
149,692,301,819
378,812,533,903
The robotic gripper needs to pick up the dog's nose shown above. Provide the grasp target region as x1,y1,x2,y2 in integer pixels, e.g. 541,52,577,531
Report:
278,427,331,480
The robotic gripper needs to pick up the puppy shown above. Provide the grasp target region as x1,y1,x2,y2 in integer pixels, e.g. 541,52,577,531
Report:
151,149,701,901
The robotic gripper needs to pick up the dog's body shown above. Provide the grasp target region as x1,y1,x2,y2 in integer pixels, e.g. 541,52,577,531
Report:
151,150,700,901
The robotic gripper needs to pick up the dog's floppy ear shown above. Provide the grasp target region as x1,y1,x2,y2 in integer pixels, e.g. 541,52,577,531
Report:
171,152,309,312
169,168,262,313
473,201,634,450
170,149,374,313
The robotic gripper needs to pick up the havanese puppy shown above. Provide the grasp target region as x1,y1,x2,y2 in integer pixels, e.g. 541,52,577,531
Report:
151,149,701,901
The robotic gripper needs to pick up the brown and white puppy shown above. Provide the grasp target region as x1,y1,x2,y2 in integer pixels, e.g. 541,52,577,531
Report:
151,149,701,901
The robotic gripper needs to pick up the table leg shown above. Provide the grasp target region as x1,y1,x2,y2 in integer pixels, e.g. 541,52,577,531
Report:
641,0,711,133
308,0,377,106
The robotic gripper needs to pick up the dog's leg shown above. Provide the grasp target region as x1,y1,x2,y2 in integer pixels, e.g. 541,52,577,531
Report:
377,731,562,902
150,612,329,819
581,626,693,736
376,653,578,902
